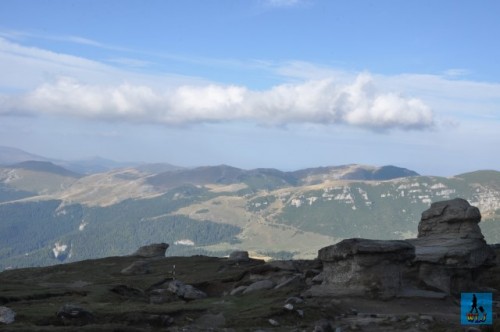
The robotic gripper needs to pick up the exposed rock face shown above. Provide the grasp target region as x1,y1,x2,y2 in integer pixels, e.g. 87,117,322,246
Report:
317,238,415,298
166,280,207,300
408,198,496,294
133,243,169,258
242,279,276,294
0,306,15,324
314,199,497,298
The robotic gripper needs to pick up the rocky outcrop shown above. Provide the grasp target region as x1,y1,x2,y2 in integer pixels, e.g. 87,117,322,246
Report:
313,198,497,298
316,239,415,298
165,280,207,300
407,198,496,294
132,243,169,258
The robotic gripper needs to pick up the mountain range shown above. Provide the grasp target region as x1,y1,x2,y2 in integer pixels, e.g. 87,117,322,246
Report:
0,146,499,270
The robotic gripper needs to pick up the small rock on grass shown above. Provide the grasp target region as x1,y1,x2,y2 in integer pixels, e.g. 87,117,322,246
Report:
0,306,15,324
268,318,279,326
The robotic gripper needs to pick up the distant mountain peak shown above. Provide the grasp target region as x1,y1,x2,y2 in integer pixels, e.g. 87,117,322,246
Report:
9,160,81,178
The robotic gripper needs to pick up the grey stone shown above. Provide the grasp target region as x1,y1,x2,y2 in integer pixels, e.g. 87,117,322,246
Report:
283,303,294,310
419,198,482,238
120,260,151,275
56,304,94,323
397,288,447,299
230,285,248,296
242,279,275,294
268,318,279,326
275,275,302,289
407,198,496,294
133,243,169,258
318,238,415,298
0,306,15,324
419,315,434,322
319,238,415,262
167,280,207,300
229,250,250,261
285,296,304,304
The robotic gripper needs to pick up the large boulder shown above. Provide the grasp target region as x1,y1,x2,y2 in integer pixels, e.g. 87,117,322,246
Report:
418,198,483,239
408,198,496,294
132,243,169,258
166,280,207,300
317,238,415,298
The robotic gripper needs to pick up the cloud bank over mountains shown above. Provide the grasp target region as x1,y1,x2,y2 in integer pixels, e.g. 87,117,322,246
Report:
2,74,434,130
2,33,499,134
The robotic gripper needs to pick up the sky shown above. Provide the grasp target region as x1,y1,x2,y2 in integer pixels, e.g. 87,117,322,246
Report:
0,0,499,176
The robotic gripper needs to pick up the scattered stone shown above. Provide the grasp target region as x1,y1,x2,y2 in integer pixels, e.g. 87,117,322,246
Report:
268,318,279,326
419,314,434,322
230,285,248,296
405,316,417,323
167,280,207,300
56,304,94,324
296,309,304,317
120,260,151,275
133,243,169,258
229,250,250,262
0,306,15,324
283,303,294,310
286,296,304,304
275,275,302,289
242,279,275,294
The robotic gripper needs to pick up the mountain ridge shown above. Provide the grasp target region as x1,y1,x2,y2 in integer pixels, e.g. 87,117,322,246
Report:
0,145,499,271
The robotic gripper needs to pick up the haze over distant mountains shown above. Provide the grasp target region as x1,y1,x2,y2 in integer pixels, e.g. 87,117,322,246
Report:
0,145,499,270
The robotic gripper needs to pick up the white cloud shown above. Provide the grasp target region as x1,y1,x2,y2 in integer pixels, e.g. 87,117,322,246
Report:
2,74,434,130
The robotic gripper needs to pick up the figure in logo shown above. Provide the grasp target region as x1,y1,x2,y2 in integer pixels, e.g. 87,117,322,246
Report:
470,294,478,314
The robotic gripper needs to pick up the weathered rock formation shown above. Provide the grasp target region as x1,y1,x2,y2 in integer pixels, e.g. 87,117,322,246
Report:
317,238,415,298
132,243,169,258
313,198,496,299
407,198,496,294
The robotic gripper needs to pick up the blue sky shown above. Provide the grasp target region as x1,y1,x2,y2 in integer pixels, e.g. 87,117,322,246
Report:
0,0,499,175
